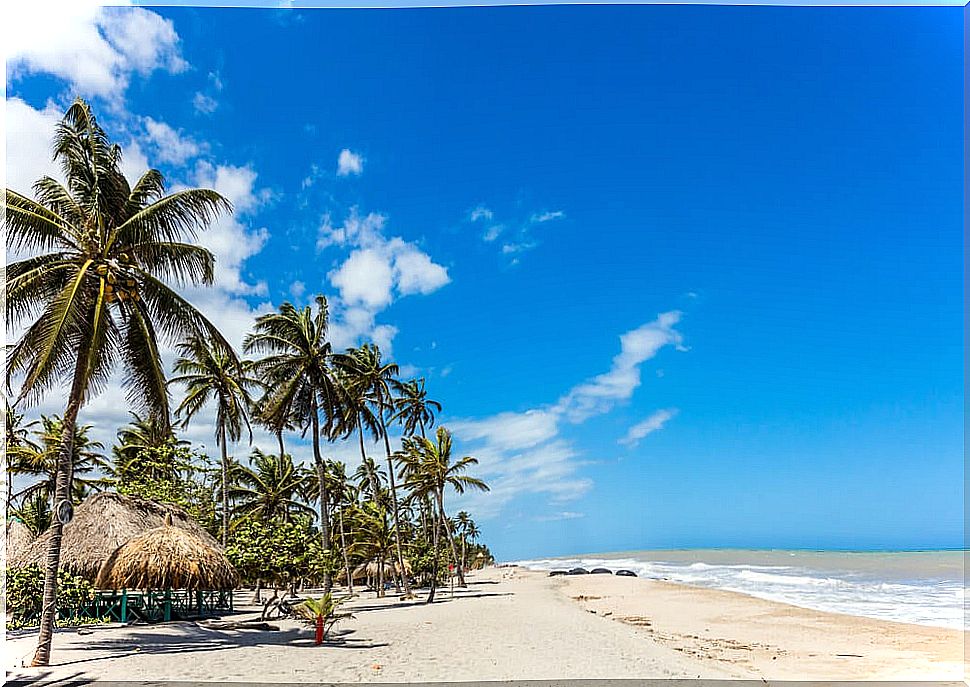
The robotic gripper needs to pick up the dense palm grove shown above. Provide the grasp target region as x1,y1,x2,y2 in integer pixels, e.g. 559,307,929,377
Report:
5,99,492,666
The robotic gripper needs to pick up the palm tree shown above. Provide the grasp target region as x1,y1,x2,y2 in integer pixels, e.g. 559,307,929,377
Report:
244,296,341,590
400,427,488,588
392,377,441,439
5,99,232,666
332,344,412,596
112,411,186,465
11,492,53,537
456,510,481,569
5,401,40,509
171,333,260,545
229,448,314,523
8,415,109,507
348,501,396,597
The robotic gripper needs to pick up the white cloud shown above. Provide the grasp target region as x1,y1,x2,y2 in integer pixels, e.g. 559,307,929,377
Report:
470,206,493,222
289,280,306,300
619,408,678,447
330,248,395,309
142,117,202,165
556,311,685,422
186,161,271,297
393,244,451,296
471,205,563,260
318,208,450,353
531,210,565,223
4,97,63,197
451,312,686,520
193,92,218,115
336,148,363,177
4,3,186,100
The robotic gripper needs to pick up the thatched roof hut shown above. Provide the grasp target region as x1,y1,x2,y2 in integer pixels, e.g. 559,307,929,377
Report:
6,519,33,563
96,516,238,591
352,558,412,581
10,492,219,581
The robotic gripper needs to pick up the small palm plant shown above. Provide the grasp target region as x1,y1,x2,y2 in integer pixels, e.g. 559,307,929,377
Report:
293,593,354,645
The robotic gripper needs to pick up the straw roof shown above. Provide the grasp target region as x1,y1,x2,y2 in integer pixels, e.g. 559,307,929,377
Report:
96,518,238,591
352,558,412,580
6,519,33,563
10,492,220,581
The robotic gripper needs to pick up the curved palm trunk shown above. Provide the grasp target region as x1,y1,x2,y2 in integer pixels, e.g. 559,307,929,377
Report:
311,399,331,593
276,430,285,460
379,418,412,597
436,488,466,587
31,356,86,667
219,424,230,547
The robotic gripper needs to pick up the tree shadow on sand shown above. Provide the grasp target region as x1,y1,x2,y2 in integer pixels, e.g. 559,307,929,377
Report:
43,624,389,667
348,591,512,613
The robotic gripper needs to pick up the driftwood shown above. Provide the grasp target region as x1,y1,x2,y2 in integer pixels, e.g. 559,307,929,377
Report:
197,619,280,631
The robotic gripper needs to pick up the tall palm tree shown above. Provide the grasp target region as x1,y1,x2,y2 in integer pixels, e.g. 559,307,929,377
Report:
112,411,186,465
332,344,412,596
392,377,441,439
229,448,314,523
348,501,396,597
400,427,489,588
5,99,232,666
171,333,260,545
244,296,341,590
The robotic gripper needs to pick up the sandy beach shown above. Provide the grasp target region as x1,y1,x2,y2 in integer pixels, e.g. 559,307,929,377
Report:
5,567,965,683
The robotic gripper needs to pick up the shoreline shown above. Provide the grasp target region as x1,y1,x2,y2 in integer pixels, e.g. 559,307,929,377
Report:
5,567,965,682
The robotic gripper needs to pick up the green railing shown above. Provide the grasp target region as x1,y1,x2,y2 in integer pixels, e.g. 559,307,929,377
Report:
15,589,234,627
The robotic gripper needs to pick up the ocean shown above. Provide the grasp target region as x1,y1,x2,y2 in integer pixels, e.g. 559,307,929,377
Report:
512,548,966,630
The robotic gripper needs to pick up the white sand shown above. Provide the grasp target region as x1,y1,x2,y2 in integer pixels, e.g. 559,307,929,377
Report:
4,567,965,682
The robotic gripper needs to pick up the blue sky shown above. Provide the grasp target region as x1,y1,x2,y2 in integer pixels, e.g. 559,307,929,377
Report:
5,3,963,560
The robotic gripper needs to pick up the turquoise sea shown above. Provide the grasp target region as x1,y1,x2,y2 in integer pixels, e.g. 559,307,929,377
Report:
514,548,966,630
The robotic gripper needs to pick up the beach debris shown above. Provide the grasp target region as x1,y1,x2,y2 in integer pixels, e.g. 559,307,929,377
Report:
571,595,603,601
371,664,382,671
198,620,280,631
836,654,863,658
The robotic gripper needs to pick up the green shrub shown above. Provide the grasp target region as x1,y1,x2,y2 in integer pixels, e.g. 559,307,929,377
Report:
5,565,97,630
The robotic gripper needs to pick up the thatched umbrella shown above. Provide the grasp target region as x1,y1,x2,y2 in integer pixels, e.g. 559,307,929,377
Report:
6,519,33,563
11,492,219,581
352,558,412,581
96,515,238,591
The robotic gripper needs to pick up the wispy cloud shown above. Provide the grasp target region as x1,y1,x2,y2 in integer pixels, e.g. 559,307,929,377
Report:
467,205,565,261
451,311,685,520
619,408,678,447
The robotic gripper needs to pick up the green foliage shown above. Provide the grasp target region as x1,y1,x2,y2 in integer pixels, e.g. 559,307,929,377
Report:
225,516,322,587
5,565,97,629
115,444,220,537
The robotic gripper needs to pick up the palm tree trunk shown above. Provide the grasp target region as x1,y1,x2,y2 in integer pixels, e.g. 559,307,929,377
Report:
311,398,331,593
220,425,229,547
427,507,440,604
31,355,86,667
380,419,412,596
338,508,353,594
436,489,465,586
276,430,285,460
